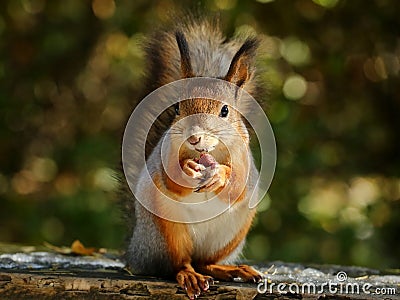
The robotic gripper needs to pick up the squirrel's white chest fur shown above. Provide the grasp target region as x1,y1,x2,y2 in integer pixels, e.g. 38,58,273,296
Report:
181,192,249,263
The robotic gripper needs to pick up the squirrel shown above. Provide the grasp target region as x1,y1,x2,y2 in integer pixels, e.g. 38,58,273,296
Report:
123,16,263,299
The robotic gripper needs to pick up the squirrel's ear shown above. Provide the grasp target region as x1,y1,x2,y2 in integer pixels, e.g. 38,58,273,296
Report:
224,38,259,87
175,31,194,78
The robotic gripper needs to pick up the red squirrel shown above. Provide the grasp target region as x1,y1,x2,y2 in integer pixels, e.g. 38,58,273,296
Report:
123,17,263,299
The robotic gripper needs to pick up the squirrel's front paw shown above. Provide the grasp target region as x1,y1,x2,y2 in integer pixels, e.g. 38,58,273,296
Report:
182,159,206,187
196,164,227,193
182,159,205,177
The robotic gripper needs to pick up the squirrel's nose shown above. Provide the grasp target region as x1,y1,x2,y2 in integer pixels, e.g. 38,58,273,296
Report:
188,135,201,145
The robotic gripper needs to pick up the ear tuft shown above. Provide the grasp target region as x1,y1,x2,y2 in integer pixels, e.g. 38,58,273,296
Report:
175,31,194,78
224,37,259,87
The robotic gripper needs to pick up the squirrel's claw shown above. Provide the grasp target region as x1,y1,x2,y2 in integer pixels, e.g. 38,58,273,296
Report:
176,268,213,299
200,276,213,291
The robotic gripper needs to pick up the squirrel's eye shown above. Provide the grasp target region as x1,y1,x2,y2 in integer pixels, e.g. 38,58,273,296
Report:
174,103,180,115
220,105,229,117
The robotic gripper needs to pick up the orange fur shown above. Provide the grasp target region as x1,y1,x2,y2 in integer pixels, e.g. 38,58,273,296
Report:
215,162,250,205
155,216,193,270
152,174,193,270
164,170,193,197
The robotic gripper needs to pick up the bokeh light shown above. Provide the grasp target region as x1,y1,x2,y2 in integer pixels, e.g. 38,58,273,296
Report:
282,74,308,100
0,0,399,269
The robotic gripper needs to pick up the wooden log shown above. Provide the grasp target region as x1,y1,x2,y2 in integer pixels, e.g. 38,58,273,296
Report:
0,244,399,299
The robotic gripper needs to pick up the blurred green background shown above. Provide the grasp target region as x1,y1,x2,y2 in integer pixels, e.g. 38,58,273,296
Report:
1,0,399,269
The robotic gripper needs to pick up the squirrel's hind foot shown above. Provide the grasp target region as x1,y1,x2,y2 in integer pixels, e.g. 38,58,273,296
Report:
197,264,264,283
176,265,213,299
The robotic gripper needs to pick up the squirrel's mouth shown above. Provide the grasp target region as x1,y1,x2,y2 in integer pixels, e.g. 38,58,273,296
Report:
185,133,219,153
194,146,215,153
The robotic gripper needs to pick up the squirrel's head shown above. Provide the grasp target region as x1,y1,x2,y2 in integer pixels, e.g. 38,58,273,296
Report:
168,32,258,156
171,98,246,154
